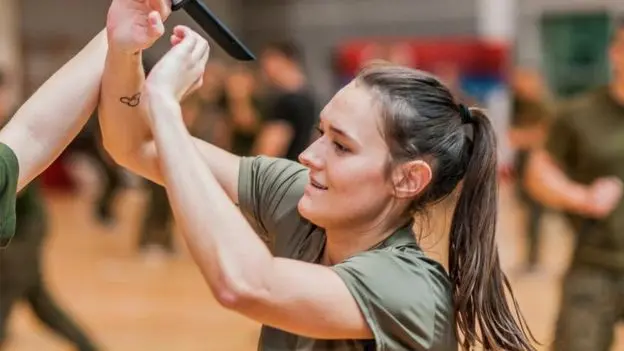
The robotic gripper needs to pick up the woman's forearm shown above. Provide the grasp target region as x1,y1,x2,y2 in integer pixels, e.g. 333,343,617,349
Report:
146,88,273,302
98,46,151,168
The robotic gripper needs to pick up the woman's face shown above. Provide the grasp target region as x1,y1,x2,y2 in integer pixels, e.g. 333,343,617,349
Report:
297,82,399,230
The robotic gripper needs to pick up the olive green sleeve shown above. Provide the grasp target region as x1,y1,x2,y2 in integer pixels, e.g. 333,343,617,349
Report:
237,156,309,245
0,143,19,248
545,112,578,173
331,248,453,350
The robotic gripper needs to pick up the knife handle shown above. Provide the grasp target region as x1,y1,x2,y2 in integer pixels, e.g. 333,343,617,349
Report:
172,0,255,61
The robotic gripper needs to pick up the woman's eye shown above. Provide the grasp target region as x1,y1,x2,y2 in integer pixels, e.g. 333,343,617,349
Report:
333,142,349,153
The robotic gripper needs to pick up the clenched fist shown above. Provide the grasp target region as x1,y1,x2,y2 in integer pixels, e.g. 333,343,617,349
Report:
106,0,172,54
582,177,624,218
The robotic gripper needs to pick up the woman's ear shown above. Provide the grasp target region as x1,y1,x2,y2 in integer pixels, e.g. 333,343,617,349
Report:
391,160,432,199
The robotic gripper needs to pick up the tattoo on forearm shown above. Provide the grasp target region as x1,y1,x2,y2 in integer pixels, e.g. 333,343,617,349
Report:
120,92,141,107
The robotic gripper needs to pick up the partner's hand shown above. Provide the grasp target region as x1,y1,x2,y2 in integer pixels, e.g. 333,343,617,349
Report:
106,0,172,54
145,26,210,101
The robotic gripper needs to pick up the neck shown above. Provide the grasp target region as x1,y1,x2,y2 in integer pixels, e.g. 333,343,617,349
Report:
323,215,406,265
413,194,457,272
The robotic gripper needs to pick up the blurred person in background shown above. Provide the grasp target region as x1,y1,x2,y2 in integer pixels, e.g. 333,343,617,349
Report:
508,67,553,273
218,64,263,156
430,61,477,106
526,19,624,351
183,60,229,147
387,42,416,68
0,71,100,351
69,112,124,227
253,41,318,161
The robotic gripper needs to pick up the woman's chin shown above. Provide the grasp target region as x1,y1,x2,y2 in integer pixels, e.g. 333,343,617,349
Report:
297,196,324,225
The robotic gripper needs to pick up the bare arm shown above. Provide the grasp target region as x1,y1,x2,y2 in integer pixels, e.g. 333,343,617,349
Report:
507,123,547,150
98,51,241,201
97,0,241,202
97,48,163,181
0,30,107,191
146,84,371,341
524,149,589,213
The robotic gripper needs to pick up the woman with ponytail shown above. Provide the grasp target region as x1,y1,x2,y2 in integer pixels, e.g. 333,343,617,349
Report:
100,34,536,350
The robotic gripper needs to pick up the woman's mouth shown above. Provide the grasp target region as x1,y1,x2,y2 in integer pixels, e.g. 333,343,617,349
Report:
310,178,328,190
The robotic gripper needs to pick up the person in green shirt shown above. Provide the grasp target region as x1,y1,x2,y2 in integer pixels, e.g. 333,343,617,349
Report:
508,68,554,272
1,180,100,350
525,21,624,351
0,0,175,248
99,24,537,350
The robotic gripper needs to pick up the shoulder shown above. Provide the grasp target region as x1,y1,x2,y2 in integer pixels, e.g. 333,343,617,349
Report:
332,247,455,349
334,246,452,307
0,142,19,248
239,156,308,191
237,156,311,243
0,143,19,177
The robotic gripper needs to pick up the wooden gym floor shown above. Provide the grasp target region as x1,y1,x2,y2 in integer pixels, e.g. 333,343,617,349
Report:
2,170,623,351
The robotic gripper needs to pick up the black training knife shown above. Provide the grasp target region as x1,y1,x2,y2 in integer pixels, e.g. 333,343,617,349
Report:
171,0,255,61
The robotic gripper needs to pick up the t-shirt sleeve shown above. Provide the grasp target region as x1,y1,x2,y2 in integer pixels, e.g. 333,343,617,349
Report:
237,155,309,246
332,248,451,351
0,143,19,248
545,109,578,172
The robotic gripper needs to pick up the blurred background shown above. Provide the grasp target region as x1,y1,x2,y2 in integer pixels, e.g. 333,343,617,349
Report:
0,0,623,350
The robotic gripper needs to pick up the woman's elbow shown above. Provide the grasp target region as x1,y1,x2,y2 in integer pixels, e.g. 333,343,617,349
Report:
212,279,267,312
101,139,130,167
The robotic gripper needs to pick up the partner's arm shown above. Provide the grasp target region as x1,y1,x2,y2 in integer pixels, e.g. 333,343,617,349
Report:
0,30,107,191
524,149,590,212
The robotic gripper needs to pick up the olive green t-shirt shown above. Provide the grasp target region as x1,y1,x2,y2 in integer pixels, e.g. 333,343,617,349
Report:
238,156,457,351
511,96,553,129
0,142,19,248
545,87,624,270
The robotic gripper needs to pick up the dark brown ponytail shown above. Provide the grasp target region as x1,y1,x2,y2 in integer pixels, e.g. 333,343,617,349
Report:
450,108,536,350
357,63,537,350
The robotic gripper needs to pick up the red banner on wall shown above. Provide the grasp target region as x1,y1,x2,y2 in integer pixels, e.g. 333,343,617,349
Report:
335,38,509,78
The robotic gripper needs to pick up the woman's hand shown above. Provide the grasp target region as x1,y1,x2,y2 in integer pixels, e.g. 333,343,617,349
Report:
145,26,210,102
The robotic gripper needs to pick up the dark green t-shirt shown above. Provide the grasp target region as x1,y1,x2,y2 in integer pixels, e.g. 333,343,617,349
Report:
0,142,19,248
511,96,553,128
545,87,624,270
238,156,457,351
